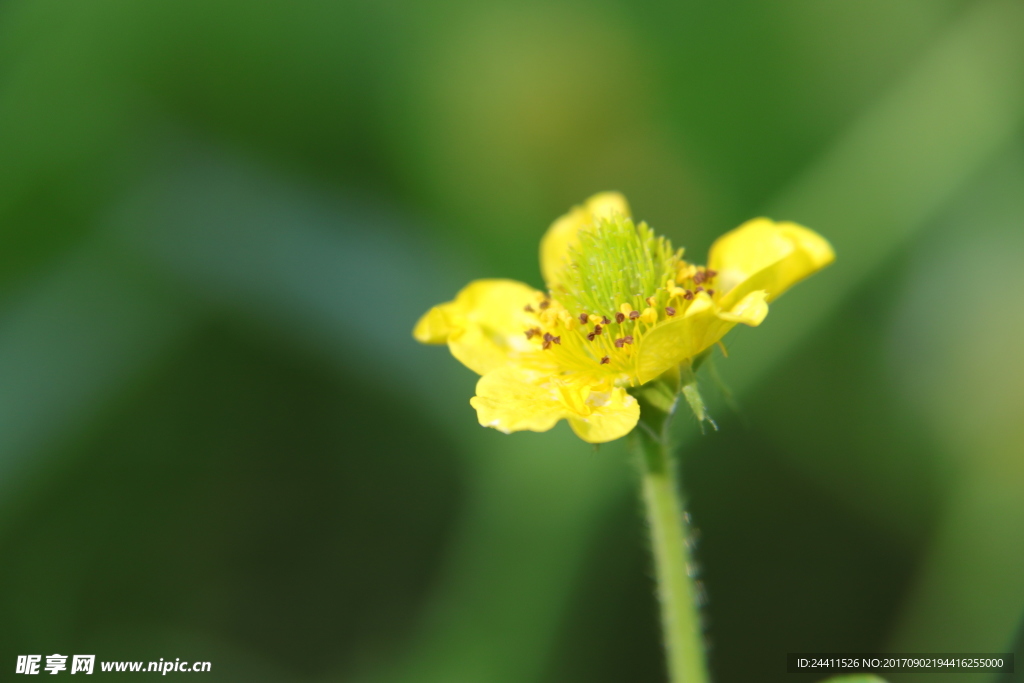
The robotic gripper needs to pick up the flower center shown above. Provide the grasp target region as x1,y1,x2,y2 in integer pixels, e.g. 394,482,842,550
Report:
556,215,680,317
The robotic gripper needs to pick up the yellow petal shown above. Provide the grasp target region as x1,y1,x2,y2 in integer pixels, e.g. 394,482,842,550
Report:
470,367,568,434
540,192,630,288
413,279,542,375
566,386,640,444
633,289,772,383
412,306,453,344
469,367,640,444
708,218,834,309
634,294,736,384
716,289,769,326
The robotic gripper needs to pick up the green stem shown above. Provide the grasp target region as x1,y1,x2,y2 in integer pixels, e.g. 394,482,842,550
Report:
633,418,709,683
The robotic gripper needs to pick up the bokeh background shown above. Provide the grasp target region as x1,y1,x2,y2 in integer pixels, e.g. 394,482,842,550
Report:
1,0,1023,681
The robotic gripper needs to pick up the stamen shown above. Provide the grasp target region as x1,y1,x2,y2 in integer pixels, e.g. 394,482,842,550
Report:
705,269,717,279
623,335,634,344
707,289,715,297
542,340,551,350
539,300,550,310
666,306,676,316
683,290,694,300
600,356,610,364
593,324,603,335
615,312,626,324
695,286,704,293
552,335,561,344
587,332,596,341
525,328,540,339
524,304,534,312
601,316,611,325
629,310,640,320
578,313,589,325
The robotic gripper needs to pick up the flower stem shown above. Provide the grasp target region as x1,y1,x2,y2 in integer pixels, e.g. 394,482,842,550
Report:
633,414,709,683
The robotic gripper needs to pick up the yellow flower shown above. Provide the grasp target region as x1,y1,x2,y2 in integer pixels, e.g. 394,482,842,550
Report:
414,193,834,443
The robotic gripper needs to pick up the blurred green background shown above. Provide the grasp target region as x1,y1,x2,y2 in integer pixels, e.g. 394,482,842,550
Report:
1,0,1023,681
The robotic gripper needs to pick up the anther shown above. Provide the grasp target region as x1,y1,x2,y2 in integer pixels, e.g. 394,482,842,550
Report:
542,340,551,350
693,271,706,285
695,286,704,293
552,335,561,344
579,313,589,325
524,305,534,312
539,300,550,310
601,316,611,325
683,290,694,300
543,332,553,342
600,356,610,364
707,289,714,297
705,269,717,279
623,335,634,345
593,324,602,335
666,306,676,316
615,312,626,324
629,310,640,320
525,328,540,339
614,338,625,348
587,332,596,341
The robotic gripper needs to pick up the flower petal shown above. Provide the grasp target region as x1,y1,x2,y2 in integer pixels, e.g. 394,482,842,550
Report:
634,294,733,384
413,279,542,375
566,386,640,444
708,218,834,309
716,289,769,326
470,366,568,434
540,192,630,289
469,367,640,443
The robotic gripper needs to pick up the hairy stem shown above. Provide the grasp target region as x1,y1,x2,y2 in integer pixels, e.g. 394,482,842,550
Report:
633,412,708,683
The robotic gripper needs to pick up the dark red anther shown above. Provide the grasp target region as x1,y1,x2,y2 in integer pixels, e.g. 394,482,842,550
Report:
593,325,602,335
587,332,596,341
705,269,717,279
525,328,537,339
601,316,611,325
615,312,626,324
600,356,610,364
666,306,676,316
683,290,694,300
524,304,534,312
695,286,704,293
543,332,553,342
614,338,626,348
629,310,640,320
542,340,552,350
622,335,634,345
693,272,705,285
552,335,561,344
579,313,589,325
539,300,550,309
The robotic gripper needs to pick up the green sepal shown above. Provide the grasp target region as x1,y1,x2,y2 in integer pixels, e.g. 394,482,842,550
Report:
679,364,717,430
